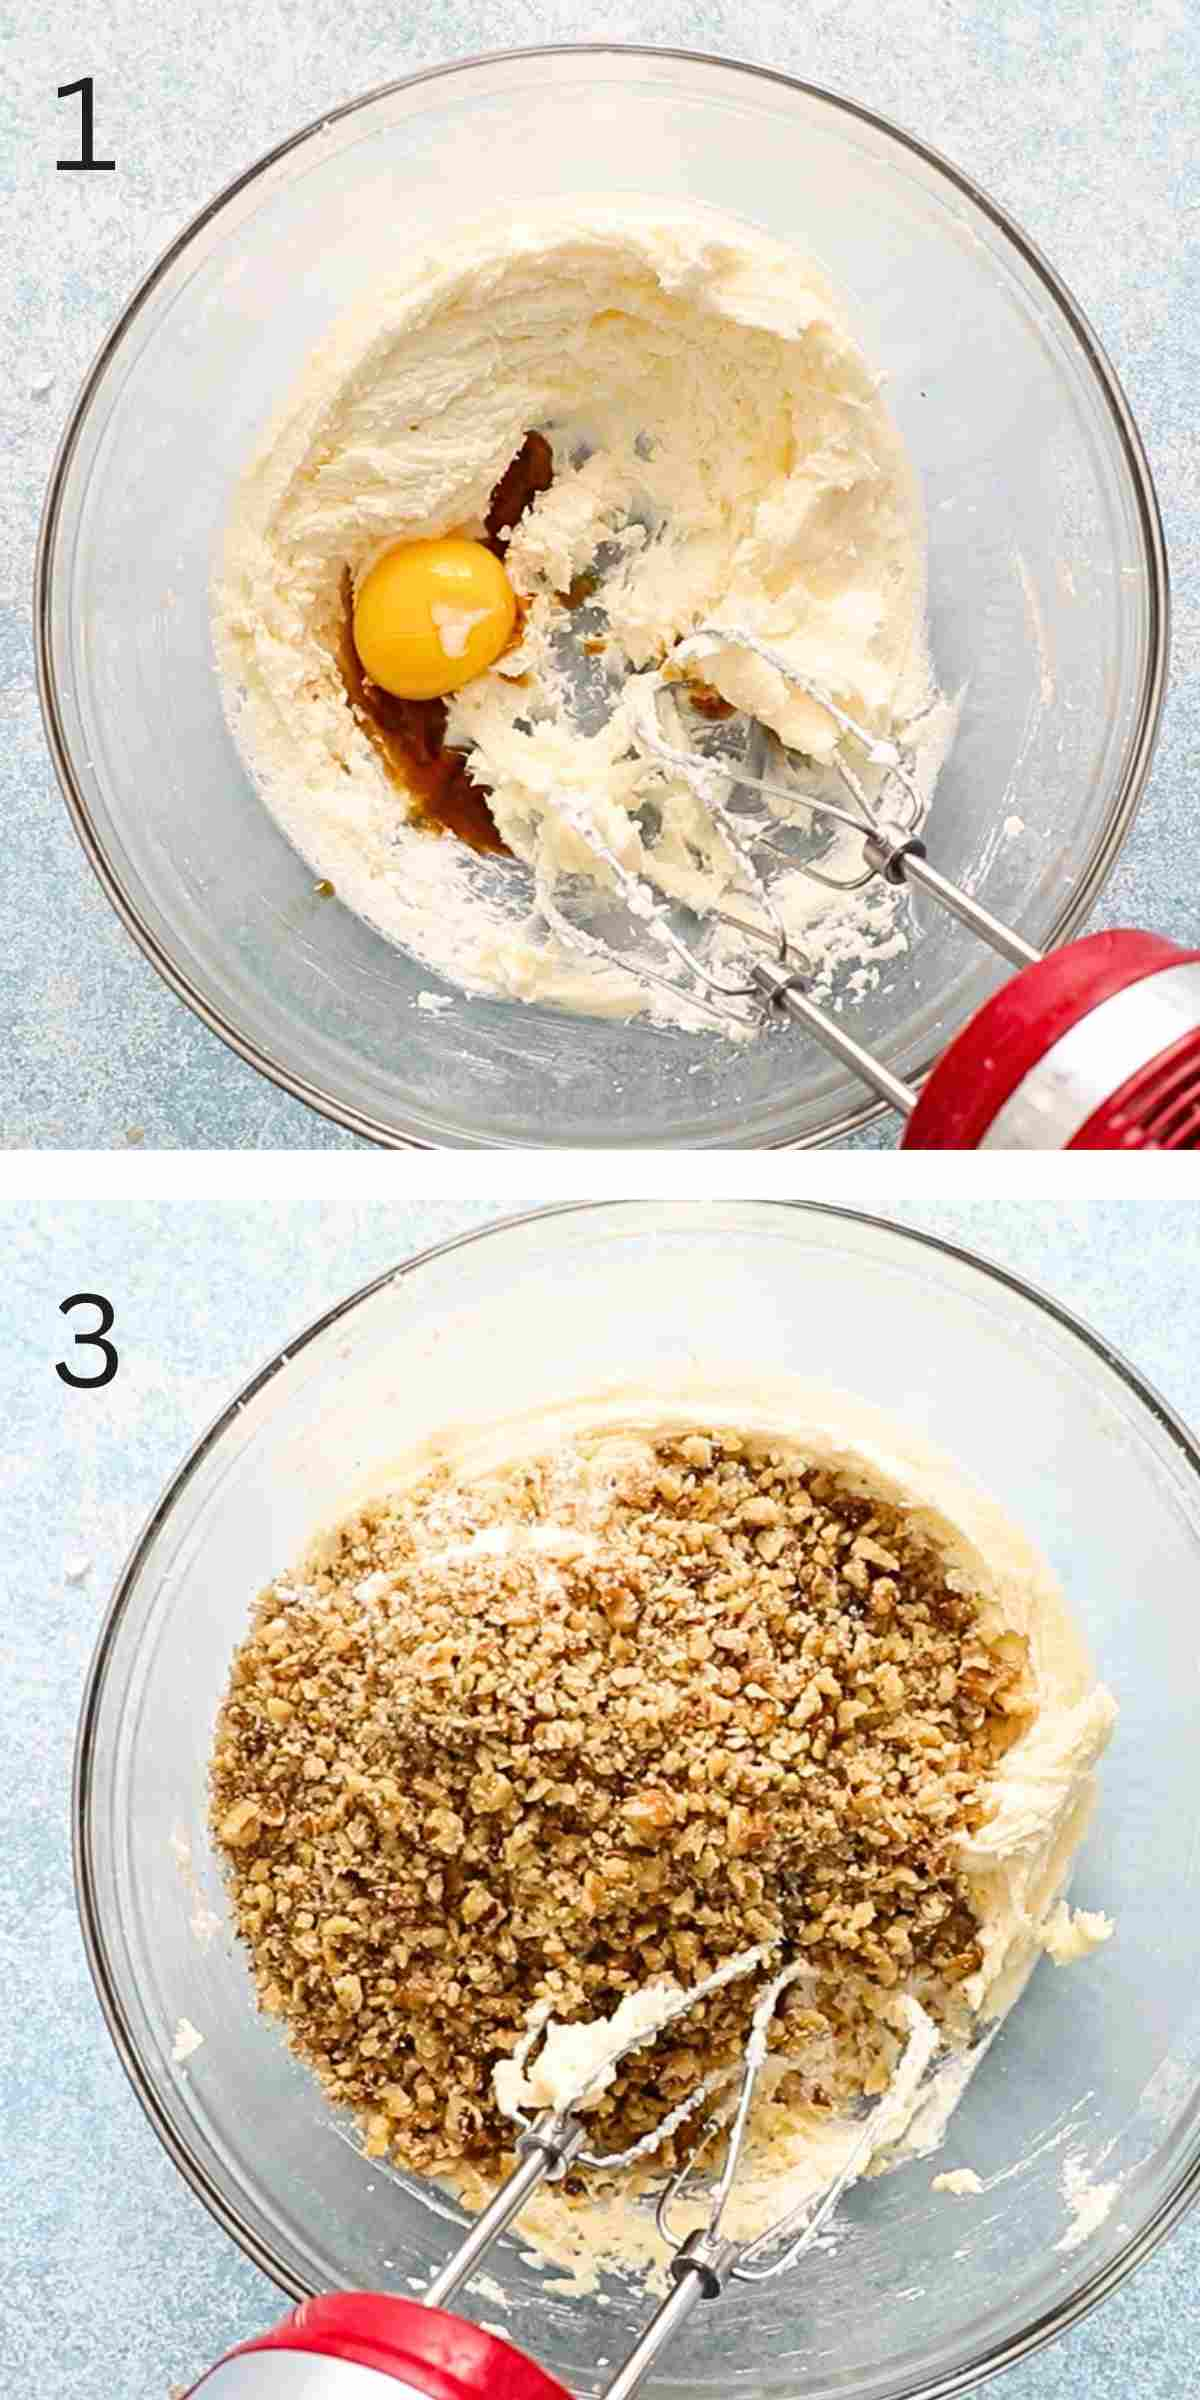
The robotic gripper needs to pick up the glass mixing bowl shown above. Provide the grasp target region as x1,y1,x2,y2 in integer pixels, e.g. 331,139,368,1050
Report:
37,48,1166,1148
76,1201,1200,2398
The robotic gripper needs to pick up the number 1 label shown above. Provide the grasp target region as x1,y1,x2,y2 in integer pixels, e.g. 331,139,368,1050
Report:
57,77,115,172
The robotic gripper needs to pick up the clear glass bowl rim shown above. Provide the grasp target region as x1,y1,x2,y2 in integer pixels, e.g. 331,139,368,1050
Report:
73,1198,1200,2395
35,44,1170,1151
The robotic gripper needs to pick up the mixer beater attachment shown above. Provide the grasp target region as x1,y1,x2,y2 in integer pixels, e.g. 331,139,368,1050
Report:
522,623,1199,1146
422,1939,774,2316
533,620,1197,1148
187,1949,941,2400
622,624,1200,1148
598,1968,936,2400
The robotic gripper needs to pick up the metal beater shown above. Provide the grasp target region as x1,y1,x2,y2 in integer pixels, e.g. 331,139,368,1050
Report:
184,1949,941,2400
547,623,1200,1149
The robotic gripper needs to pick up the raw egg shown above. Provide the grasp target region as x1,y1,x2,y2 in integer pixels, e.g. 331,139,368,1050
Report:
352,536,517,701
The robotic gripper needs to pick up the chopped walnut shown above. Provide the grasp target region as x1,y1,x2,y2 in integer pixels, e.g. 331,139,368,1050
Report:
210,1430,1027,2184
219,1799,262,1847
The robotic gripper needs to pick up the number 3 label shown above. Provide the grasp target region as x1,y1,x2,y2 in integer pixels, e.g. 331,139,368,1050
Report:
57,1293,119,1388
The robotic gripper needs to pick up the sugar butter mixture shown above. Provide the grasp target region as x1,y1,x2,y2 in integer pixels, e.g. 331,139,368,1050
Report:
214,202,954,1031
211,1392,1114,2282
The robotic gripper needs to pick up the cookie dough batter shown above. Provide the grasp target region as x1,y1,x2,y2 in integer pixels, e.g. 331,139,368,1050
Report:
214,202,952,1030
211,1380,1115,2285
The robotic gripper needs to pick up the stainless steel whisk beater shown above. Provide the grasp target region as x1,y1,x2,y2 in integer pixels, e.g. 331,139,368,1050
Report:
628,624,1039,1120
614,625,1200,1148
422,1951,935,2400
183,1947,935,2400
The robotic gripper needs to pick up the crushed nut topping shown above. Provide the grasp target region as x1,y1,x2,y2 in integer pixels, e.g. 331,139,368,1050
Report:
210,1430,1032,2184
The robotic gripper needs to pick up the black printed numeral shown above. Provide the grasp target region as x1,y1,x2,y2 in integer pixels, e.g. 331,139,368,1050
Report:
57,78,115,172
56,1292,119,1388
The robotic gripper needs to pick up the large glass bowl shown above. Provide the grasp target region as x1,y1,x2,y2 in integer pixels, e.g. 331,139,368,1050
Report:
37,48,1166,1148
76,1200,1200,2398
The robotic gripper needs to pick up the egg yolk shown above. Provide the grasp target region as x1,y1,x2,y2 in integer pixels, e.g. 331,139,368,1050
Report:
352,536,517,701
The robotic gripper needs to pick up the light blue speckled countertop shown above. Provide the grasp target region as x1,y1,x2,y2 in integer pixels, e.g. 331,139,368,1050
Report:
5,1196,1200,2396
4,1,1199,1147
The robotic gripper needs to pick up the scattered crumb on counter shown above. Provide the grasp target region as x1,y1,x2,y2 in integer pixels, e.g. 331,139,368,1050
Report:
931,2167,984,2196
64,1554,92,1582
1004,815,1025,838
415,990,454,1014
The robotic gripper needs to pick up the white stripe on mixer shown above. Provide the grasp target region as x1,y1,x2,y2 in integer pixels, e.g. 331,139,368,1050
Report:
980,962,1200,1148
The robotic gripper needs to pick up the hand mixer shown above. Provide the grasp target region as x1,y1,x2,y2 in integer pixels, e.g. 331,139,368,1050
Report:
182,1947,936,2400
548,624,1200,1149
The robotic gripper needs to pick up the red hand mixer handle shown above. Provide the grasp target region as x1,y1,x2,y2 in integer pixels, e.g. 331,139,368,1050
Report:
758,918,1200,1148
902,929,1200,1148
183,2291,571,2399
